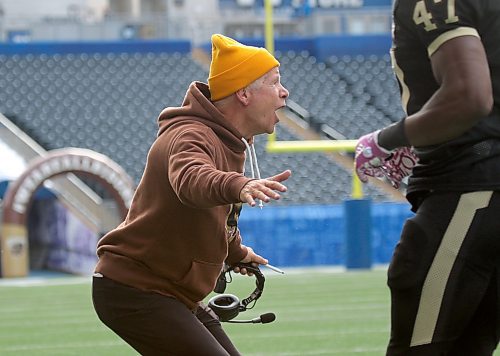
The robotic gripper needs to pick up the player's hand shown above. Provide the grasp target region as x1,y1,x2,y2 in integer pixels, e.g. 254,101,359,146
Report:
381,146,418,189
355,131,418,188
354,130,391,182
239,170,291,207
233,247,268,276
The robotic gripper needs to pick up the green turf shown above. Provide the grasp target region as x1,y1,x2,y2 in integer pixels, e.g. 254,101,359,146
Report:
0,269,497,355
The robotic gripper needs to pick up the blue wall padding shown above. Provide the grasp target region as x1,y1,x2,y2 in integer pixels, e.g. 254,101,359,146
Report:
0,39,191,55
23,200,412,274
0,35,390,59
199,34,392,61
344,199,372,269
239,202,412,268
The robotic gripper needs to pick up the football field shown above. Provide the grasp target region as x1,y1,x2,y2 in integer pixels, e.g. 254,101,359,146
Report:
0,268,497,355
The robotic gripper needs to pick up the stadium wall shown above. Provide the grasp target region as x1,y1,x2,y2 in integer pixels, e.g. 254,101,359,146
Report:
0,35,391,59
22,196,411,274
198,34,392,60
0,39,191,55
240,202,411,268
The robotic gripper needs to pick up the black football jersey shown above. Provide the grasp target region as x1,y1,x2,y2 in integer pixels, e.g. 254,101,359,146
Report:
391,0,500,194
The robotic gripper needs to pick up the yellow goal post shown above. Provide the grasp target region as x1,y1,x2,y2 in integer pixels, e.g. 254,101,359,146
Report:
266,133,363,199
263,0,363,200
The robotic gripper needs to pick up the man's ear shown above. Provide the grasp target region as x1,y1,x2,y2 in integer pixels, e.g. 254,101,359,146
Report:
235,87,251,106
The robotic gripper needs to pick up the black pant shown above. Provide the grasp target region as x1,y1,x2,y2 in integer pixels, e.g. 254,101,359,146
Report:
387,191,500,355
92,275,240,356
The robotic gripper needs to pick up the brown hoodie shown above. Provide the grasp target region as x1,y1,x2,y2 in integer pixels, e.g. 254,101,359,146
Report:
95,82,251,310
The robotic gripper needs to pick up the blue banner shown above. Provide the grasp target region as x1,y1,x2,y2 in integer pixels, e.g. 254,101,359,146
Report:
219,0,392,9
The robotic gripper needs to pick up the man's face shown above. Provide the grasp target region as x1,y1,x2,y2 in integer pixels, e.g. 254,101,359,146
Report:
246,67,289,135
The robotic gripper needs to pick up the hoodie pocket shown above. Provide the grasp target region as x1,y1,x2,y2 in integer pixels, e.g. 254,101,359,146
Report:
174,260,224,301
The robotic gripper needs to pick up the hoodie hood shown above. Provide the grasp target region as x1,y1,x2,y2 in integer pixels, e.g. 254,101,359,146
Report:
157,82,246,153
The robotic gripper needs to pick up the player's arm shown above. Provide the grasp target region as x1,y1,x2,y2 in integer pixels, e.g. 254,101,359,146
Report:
355,34,491,186
403,35,493,147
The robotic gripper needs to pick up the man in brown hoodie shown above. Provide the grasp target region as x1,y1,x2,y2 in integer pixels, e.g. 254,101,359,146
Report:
92,34,291,355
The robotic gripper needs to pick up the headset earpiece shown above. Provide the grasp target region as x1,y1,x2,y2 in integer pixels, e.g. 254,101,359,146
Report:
208,293,241,322
208,263,266,322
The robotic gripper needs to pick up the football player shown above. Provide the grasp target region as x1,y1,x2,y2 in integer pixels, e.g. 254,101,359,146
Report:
355,0,500,354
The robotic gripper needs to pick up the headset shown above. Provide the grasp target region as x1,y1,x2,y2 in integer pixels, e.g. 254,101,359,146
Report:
208,263,275,324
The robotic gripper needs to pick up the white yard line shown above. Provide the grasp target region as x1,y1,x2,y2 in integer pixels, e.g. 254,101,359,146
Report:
0,276,91,287
0,265,389,287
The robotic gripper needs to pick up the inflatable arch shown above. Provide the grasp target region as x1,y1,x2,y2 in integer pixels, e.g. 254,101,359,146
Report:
0,148,135,278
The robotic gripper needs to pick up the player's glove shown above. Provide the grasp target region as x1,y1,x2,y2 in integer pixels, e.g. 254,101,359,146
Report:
355,130,418,188
355,130,391,182
381,146,418,189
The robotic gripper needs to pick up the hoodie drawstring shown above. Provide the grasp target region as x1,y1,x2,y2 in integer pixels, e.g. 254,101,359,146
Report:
241,138,264,209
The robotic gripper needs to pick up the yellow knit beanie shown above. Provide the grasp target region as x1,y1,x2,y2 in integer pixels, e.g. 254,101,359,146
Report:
208,34,280,101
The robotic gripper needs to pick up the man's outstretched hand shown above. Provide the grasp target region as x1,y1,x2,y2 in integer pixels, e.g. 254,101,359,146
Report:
240,170,291,207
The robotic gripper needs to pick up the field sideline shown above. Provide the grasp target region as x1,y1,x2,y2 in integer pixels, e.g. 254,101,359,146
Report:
0,268,498,355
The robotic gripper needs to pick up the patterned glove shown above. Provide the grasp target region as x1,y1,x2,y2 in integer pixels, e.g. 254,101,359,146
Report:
354,130,391,183
355,131,418,188
381,146,418,189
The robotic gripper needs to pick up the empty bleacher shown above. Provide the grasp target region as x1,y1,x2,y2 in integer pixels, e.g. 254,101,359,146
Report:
0,49,399,205
277,50,406,140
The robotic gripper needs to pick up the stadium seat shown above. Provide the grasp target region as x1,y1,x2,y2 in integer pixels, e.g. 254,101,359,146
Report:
0,49,396,204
